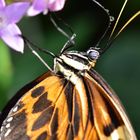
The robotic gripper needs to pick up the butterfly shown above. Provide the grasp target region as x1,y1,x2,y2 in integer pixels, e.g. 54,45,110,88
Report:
0,0,139,139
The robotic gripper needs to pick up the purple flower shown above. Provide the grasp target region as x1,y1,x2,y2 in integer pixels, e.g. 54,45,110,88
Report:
27,0,66,16
0,0,29,53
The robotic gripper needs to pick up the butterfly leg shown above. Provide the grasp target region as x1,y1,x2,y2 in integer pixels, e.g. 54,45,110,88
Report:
49,13,76,53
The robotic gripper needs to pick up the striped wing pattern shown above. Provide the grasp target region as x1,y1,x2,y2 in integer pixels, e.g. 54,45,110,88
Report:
84,69,136,139
0,70,136,140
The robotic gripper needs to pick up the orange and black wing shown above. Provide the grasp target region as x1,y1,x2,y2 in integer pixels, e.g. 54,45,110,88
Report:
0,72,69,139
0,69,137,140
0,72,88,140
83,68,137,139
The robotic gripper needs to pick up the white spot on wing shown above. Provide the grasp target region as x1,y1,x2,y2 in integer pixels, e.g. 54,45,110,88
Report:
5,123,10,128
0,126,4,132
12,106,18,112
109,126,127,139
110,129,120,140
6,117,13,122
4,129,11,137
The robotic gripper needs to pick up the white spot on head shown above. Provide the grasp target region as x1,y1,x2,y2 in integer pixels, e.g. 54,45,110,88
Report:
4,129,11,137
6,117,13,123
12,106,18,112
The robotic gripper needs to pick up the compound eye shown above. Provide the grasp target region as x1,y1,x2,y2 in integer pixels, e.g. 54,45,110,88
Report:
87,50,100,60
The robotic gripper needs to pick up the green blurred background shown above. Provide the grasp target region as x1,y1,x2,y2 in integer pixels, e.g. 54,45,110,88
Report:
0,0,140,138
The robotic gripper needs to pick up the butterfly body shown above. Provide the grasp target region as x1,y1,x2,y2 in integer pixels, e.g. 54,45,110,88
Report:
0,48,137,140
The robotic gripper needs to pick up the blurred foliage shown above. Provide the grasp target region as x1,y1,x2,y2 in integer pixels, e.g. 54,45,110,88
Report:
6,0,30,4
0,41,13,109
0,0,140,138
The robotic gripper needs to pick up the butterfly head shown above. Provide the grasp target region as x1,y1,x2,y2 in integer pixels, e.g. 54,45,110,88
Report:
54,48,100,76
87,48,100,61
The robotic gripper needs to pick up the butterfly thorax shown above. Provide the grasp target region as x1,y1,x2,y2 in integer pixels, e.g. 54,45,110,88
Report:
54,49,100,84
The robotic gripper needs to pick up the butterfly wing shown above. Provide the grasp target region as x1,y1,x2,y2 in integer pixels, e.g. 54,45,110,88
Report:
0,72,70,140
0,69,137,140
0,72,91,140
83,68,137,140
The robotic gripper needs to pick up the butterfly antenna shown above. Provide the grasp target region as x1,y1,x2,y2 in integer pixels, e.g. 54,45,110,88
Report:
109,0,128,40
49,13,76,53
101,1,140,54
22,36,55,72
90,0,114,50
113,10,140,40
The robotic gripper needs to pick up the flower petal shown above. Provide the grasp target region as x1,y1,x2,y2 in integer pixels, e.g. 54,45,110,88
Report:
49,0,66,11
0,0,5,9
0,24,24,53
5,2,29,24
49,0,57,4
27,0,47,16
